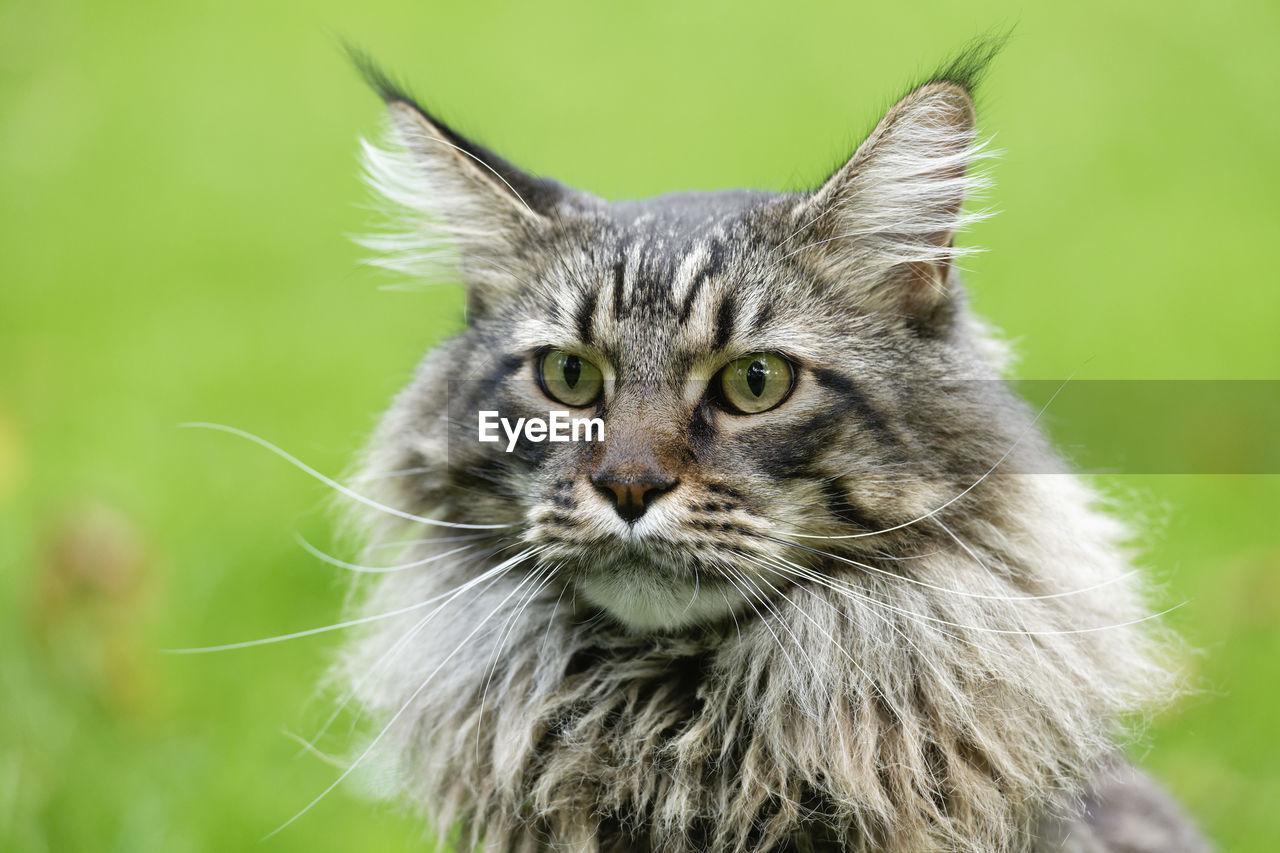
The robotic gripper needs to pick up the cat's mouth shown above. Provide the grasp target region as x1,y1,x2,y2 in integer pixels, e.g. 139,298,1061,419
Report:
570,560,751,632
554,540,759,632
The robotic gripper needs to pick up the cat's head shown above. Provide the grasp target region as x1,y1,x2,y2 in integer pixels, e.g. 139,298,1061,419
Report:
339,51,1175,852
357,48,1025,632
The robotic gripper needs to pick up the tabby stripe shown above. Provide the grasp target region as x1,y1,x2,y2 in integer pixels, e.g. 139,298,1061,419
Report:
810,366,898,448
751,300,775,333
678,243,724,324
611,260,627,319
449,456,513,500
712,291,737,351
688,405,716,454
819,478,885,532
704,482,744,500
575,289,598,343
458,353,527,439
473,353,526,393
750,414,840,478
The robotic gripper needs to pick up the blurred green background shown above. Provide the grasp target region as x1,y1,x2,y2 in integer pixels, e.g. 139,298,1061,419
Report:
2,0,1278,850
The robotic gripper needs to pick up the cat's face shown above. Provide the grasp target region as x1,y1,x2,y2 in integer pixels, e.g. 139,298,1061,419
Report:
363,77,1004,631
342,56,1174,853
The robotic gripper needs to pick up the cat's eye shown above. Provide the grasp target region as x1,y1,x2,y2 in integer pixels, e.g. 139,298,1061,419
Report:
537,349,604,408
717,352,794,414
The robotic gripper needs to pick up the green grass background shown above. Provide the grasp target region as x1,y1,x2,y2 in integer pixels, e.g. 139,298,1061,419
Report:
2,0,1278,850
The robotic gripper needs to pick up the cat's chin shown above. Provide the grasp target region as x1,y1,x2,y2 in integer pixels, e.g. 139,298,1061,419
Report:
572,564,751,633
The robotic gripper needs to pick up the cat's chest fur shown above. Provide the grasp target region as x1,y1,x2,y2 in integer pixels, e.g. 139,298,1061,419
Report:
344,505,1178,852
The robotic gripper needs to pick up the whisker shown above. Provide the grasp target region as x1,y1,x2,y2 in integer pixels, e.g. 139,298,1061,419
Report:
738,554,875,694
680,566,702,619
791,562,991,734
761,552,1012,660
736,562,836,704
717,561,801,684
538,569,571,660
474,564,558,758
786,374,1075,541
349,465,433,482
281,729,346,769
720,584,743,644
164,545,541,654
363,532,496,552
295,533,477,573
262,549,548,840
762,554,1185,637
302,543,535,748
750,531,1137,603
178,422,520,530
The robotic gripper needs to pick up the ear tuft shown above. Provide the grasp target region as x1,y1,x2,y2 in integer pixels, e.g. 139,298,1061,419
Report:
349,51,568,314
789,41,1003,323
345,42,421,112
929,33,1008,96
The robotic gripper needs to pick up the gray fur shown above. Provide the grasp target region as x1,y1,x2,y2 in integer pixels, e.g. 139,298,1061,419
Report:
336,62,1206,852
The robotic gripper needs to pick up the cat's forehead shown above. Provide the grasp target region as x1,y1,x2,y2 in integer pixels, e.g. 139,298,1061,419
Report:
604,189,781,237
515,188,810,374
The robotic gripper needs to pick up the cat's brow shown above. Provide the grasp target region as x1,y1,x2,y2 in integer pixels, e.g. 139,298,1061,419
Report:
675,243,724,324
609,258,627,320
711,291,738,351
574,288,598,342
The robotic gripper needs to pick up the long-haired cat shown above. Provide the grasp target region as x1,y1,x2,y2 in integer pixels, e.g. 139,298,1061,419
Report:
335,44,1208,852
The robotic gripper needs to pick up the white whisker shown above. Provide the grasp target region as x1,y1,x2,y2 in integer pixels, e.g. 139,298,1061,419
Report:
738,554,877,691
718,562,801,684
753,532,1137,603
349,465,434,482
762,554,1185,638
788,374,1074,541
263,549,548,840
363,532,495,552
164,545,540,654
736,563,836,704
295,533,477,573
179,422,520,530
303,544,538,748
474,564,558,758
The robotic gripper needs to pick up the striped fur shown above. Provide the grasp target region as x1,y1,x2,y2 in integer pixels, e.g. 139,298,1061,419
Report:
337,48,1202,853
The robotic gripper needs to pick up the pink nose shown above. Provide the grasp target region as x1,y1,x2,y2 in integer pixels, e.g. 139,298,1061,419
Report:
591,473,677,523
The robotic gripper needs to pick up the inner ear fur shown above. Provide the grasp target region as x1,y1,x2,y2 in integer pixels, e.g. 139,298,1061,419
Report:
792,81,983,322
352,51,579,320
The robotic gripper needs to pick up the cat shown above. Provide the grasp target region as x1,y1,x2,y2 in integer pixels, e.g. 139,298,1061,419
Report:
335,43,1209,852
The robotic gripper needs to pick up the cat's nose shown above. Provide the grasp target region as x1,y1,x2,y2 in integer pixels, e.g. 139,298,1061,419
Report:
591,471,678,523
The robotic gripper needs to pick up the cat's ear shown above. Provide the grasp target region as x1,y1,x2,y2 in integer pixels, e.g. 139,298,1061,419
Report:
354,57,567,318
790,77,989,325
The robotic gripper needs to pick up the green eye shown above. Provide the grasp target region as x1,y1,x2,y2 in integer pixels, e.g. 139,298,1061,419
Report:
538,350,604,407
718,352,794,414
